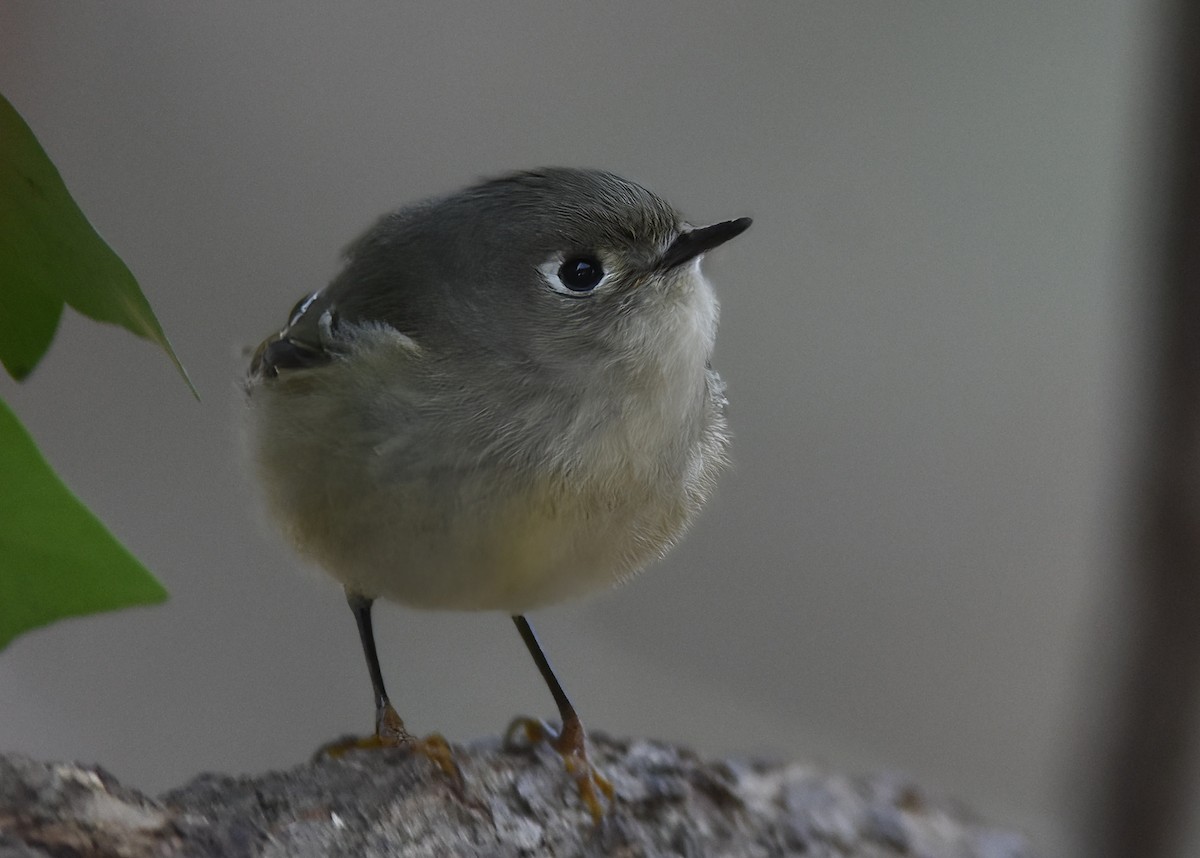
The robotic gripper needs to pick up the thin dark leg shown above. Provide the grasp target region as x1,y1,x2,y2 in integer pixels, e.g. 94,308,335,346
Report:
346,589,391,716
509,614,612,820
513,615,577,725
330,590,456,776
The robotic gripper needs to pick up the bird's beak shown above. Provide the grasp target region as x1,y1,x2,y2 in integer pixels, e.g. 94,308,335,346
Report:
659,217,752,270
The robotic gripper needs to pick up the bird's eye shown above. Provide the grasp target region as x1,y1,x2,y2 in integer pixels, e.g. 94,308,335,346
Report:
557,256,604,292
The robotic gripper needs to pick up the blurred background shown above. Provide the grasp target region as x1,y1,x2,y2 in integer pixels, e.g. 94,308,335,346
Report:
0,2,1191,855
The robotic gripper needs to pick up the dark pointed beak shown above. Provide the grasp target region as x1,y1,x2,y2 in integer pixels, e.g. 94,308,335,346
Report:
659,217,752,270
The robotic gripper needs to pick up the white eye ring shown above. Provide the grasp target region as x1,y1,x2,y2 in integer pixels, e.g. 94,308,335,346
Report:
539,253,612,297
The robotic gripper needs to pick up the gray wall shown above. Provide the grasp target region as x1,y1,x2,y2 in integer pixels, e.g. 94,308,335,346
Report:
0,3,1171,855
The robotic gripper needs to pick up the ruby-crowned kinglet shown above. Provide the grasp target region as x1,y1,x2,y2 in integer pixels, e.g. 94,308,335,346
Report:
245,167,750,818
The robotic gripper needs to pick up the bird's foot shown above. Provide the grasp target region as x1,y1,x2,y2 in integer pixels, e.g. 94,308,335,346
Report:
505,715,614,823
319,703,459,779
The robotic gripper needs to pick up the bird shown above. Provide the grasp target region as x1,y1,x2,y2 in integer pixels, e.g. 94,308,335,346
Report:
244,167,750,820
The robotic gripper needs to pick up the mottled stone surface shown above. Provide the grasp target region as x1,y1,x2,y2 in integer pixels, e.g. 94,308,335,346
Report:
0,736,1036,857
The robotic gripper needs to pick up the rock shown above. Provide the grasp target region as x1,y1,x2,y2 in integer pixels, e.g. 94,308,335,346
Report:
0,736,1036,857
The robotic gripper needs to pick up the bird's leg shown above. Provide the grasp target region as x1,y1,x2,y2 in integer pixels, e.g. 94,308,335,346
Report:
505,615,614,822
320,590,456,778
346,589,416,745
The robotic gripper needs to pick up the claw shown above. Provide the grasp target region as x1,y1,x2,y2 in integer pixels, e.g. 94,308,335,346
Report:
320,702,459,780
505,715,613,823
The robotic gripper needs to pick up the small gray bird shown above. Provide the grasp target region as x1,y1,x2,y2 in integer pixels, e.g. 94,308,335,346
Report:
245,167,750,819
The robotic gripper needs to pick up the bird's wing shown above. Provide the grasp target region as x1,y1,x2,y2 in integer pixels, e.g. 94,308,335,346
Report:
248,289,339,381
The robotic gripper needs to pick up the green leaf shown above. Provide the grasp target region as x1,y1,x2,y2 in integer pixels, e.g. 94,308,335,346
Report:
0,278,62,380
0,397,167,650
0,92,195,394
